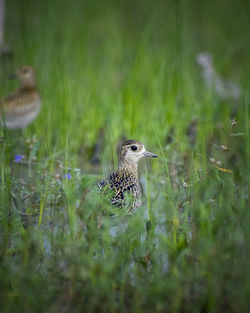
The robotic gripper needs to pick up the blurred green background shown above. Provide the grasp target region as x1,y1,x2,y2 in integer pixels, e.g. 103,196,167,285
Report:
0,0,250,312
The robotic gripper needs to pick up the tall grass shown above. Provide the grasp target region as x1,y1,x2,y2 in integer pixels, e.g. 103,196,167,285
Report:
0,0,250,312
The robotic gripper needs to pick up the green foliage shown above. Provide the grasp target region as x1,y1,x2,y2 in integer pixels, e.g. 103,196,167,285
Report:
0,0,250,312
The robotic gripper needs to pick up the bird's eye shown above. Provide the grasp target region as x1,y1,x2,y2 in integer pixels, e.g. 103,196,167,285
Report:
131,145,137,151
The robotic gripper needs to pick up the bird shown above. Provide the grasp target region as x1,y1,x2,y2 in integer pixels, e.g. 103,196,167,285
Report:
196,52,241,100
98,139,157,214
0,65,41,129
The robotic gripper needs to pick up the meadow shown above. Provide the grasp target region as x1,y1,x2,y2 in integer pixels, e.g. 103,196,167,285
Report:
0,0,250,312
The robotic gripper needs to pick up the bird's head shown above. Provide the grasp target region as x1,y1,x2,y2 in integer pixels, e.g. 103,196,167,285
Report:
118,140,157,165
10,65,36,88
196,52,213,68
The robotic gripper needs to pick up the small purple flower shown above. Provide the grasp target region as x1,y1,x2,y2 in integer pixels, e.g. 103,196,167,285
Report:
63,173,72,180
14,154,24,163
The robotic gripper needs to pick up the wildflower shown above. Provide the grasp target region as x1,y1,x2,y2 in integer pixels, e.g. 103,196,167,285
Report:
74,168,81,178
231,119,237,127
216,160,222,166
182,180,192,189
209,199,215,205
32,135,37,143
63,173,72,180
56,160,63,169
220,145,229,152
183,181,188,189
209,157,215,164
14,154,24,163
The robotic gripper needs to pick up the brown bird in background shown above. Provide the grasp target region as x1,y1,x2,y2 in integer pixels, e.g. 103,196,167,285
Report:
0,65,41,129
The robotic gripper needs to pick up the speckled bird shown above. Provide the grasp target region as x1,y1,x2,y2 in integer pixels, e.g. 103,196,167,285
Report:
98,140,157,213
0,65,41,129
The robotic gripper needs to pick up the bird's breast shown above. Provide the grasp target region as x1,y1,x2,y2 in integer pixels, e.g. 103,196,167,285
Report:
2,92,41,129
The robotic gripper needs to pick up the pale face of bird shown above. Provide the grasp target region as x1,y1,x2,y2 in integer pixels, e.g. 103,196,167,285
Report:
119,140,158,164
196,52,213,68
11,65,36,88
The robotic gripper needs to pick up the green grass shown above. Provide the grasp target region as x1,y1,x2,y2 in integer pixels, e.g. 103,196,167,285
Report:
0,0,250,312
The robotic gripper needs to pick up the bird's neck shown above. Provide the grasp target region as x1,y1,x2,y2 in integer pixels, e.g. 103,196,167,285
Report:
19,85,37,93
20,79,37,91
120,160,139,179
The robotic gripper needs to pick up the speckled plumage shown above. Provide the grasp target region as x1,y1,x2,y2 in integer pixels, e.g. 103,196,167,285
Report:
0,65,41,129
98,140,157,213
98,167,142,213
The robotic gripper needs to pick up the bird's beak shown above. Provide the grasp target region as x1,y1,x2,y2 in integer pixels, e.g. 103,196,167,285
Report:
9,73,17,80
144,151,158,158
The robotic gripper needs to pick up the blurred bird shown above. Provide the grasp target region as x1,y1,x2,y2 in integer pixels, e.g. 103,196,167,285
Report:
196,52,241,100
98,140,157,214
0,65,41,129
